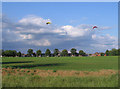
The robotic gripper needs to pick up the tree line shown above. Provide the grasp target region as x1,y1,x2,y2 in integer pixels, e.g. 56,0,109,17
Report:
105,48,120,56
0,48,120,57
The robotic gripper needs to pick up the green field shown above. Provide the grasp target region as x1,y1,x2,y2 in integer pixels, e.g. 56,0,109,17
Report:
2,56,118,71
2,74,118,87
2,56,118,87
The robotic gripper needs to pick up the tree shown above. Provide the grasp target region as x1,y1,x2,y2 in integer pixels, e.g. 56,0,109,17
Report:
0,49,2,56
118,48,120,56
17,51,22,57
27,49,33,57
89,54,92,56
4,50,17,57
12,50,17,57
1,49,4,56
54,49,59,56
100,52,105,56
33,52,36,57
108,50,112,56
105,50,109,56
70,48,77,56
111,48,118,56
45,49,51,57
36,50,42,57
79,50,86,56
61,49,68,56
4,50,10,57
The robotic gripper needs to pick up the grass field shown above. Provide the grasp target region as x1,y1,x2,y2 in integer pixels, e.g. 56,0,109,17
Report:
2,56,118,71
1,56,118,87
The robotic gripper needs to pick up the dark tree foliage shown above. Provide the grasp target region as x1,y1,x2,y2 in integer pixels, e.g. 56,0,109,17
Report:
105,48,118,56
100,52,105,56
45,49,51,57
33,52,36,57
118,49,120,56
70,48,77,56
53,49,59,56
17,51,22,57
1,48,120,57
105,50,109,56
27,49,33,57
79,50,86,56
36,50,42,57
61,49,68,56
3,50,17,57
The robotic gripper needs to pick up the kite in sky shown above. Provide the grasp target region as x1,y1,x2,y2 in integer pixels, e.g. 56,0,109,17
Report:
93,26,98,29
46,22,51,25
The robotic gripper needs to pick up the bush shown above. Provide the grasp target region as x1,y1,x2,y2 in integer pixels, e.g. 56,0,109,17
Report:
27,70,30,73
31,73,34,75
34,70,36,72
21,70,25,72
53,70,57,72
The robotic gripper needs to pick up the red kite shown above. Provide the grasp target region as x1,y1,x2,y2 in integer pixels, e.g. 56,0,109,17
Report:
93,26,98,29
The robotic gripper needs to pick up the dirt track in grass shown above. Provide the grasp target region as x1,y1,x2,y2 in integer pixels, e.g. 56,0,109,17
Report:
1,68,118,77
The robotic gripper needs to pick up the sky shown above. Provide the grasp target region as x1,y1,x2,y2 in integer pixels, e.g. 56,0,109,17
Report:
2,2,118,53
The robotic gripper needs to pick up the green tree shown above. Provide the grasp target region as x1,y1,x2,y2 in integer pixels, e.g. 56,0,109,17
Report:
79,50,86,56
100,52,105,56
105,50,109,56
12,50,17,57
33,52,36,57
1,49,4,56
111,48,118,56
89,54,92,56
118,48,120,56
17,51,22,57
70,48,77,56
108,50,112,56
36,50,42,57
4,50,17,57
45,49,51,57
4,50,10,57
61,49,68,56
0,49,2,56
53,49,59,56
27,49,33,57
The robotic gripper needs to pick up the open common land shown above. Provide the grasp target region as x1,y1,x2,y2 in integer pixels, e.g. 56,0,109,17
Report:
1,56,118,87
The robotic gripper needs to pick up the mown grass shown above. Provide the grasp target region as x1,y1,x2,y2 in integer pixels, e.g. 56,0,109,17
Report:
2,74,118,87
2,56,118,71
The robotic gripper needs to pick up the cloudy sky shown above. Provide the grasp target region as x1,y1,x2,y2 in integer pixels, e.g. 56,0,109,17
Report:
2,2,118,53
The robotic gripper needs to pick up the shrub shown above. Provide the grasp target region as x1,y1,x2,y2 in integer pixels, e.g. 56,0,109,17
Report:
21,70,25,72
34,70,36,72
11,70,15,73
53,70,57,72
27,70,30,73
31,73,34,75
17,69,19,72
4,66,8,69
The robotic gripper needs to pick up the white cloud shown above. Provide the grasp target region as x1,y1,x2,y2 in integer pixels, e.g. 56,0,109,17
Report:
92,34,96,39
2,15,117,53
19,15,51,27
60,25,92,37
91,34,118,51
16,16,111,38
19,34,33,39
62,25,83,37
27,39,51,46
98,26,112,30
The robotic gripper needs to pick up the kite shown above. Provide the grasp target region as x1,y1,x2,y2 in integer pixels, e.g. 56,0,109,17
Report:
46,22,51,25
93,26,98,29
